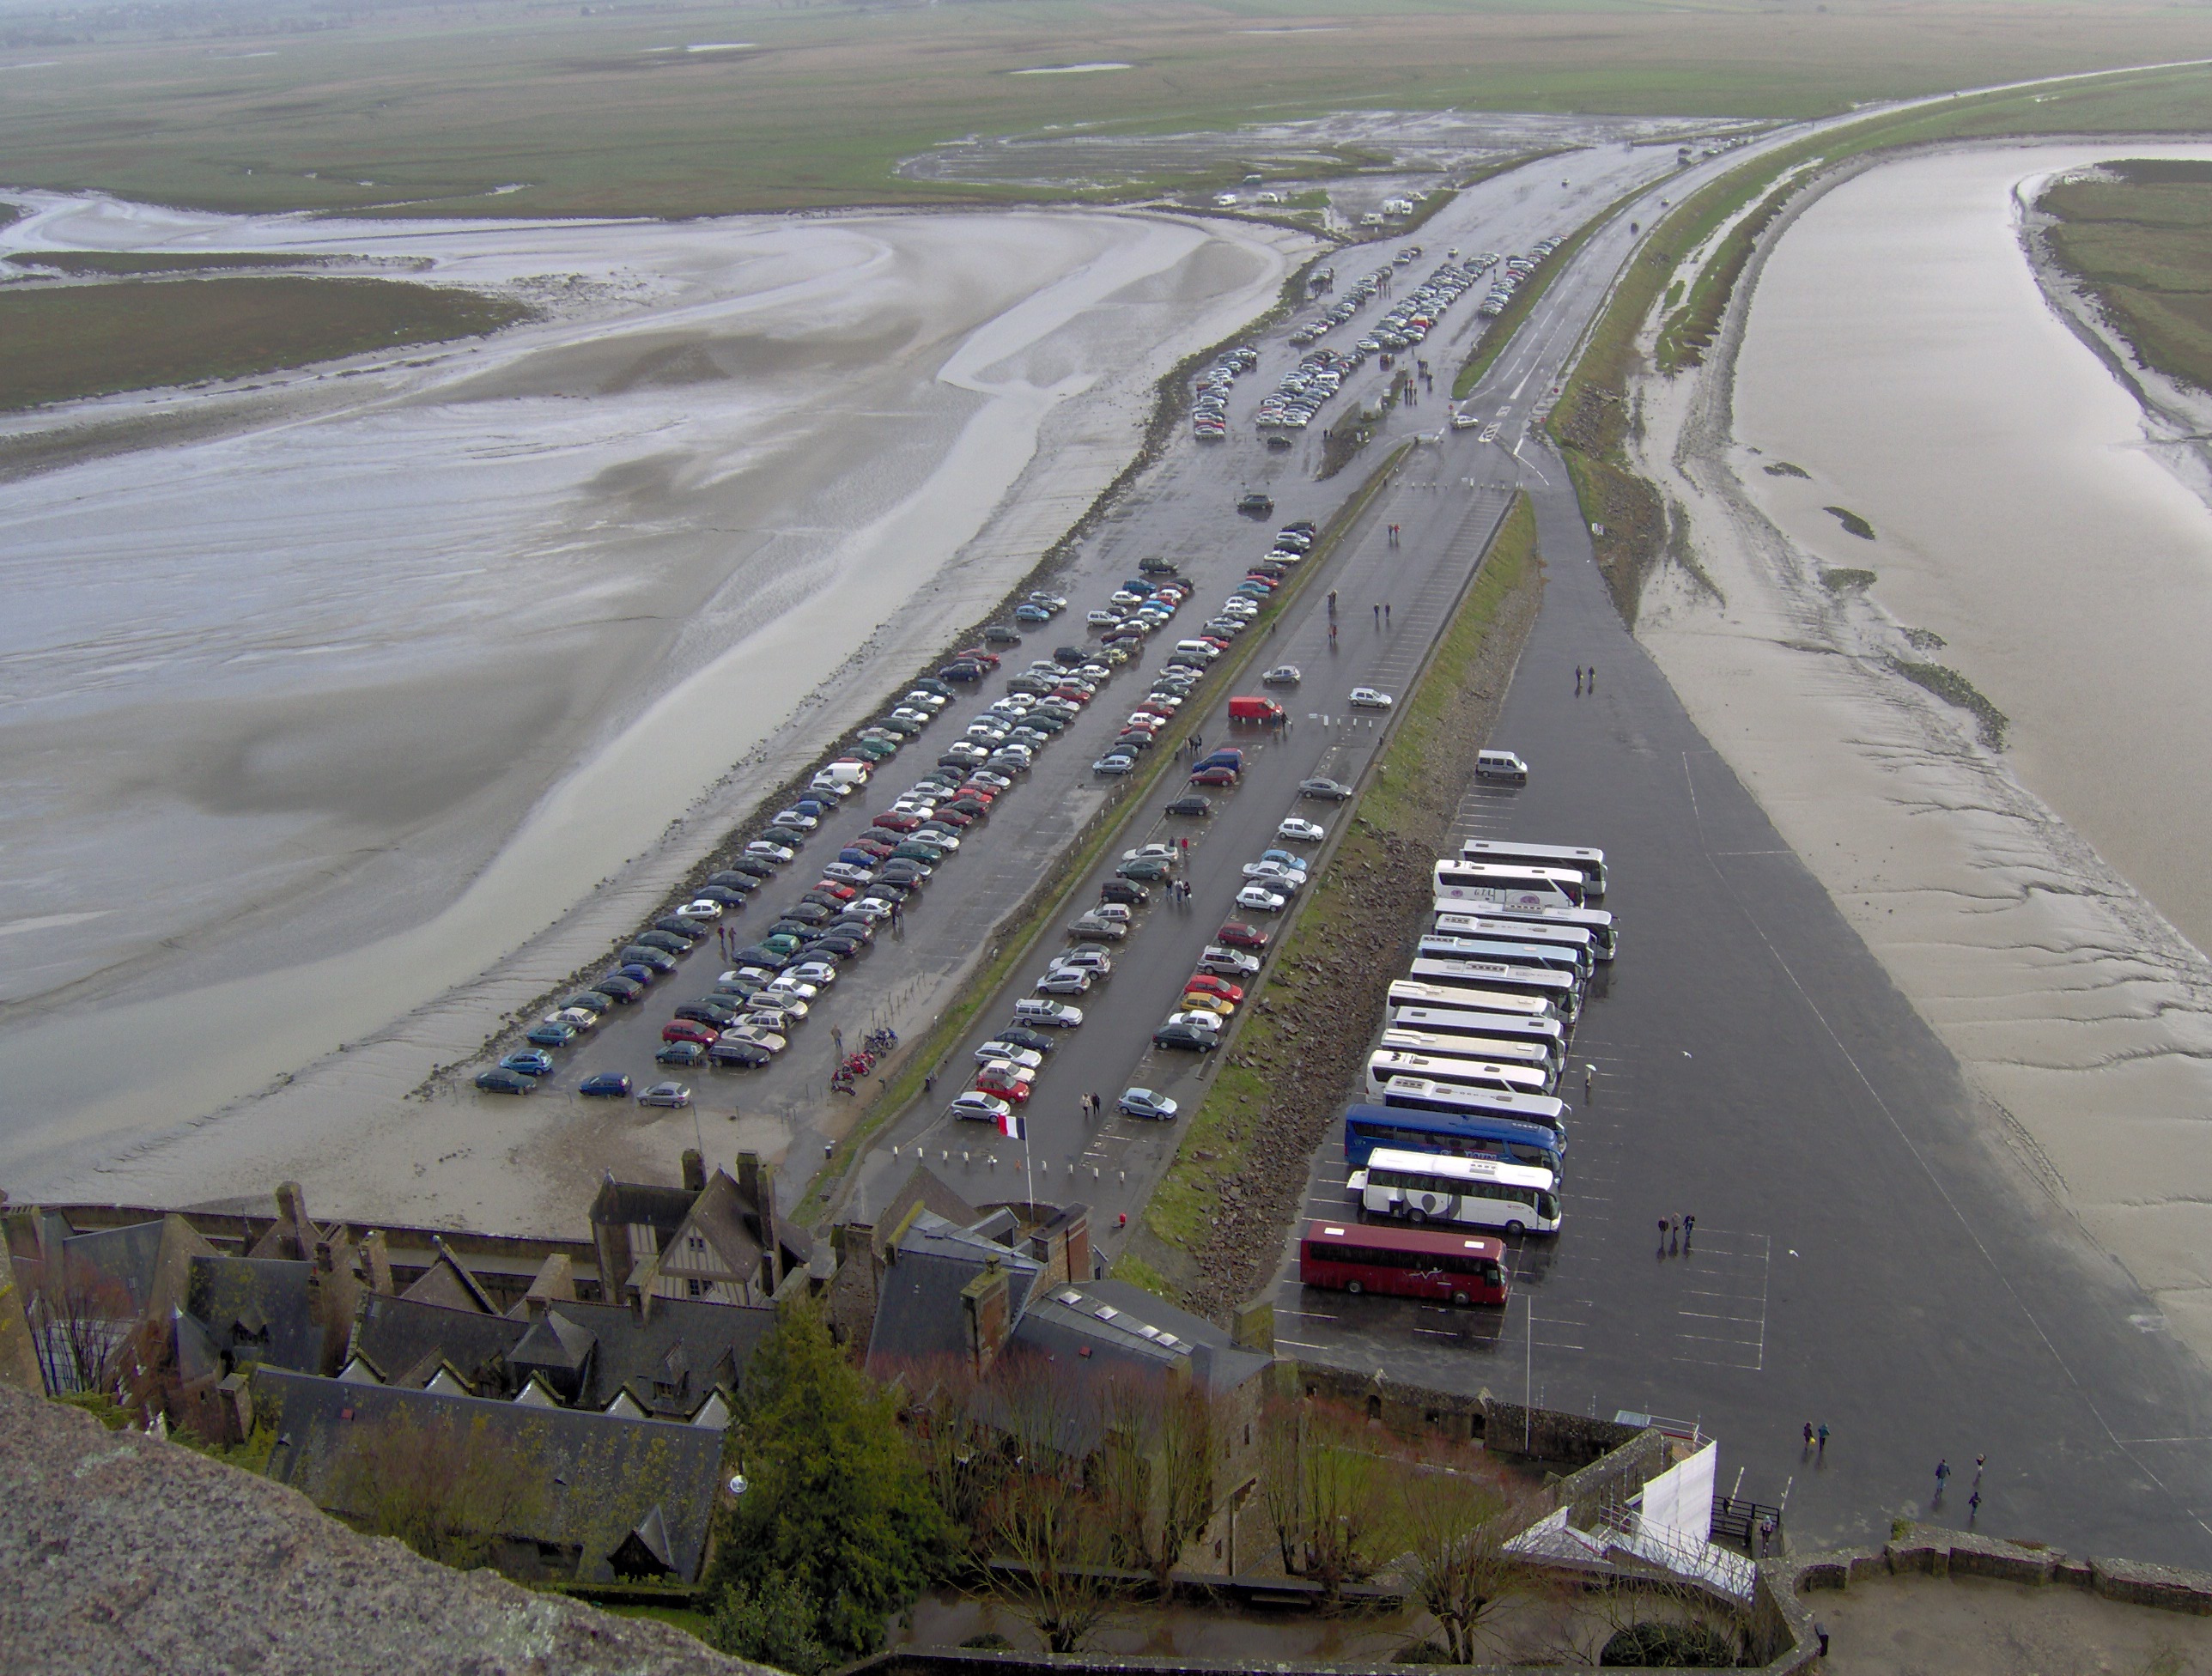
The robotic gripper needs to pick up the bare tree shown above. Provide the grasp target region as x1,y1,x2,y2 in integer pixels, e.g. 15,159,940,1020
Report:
1298,1401,1390,1601
973,1357,1125,1654
1394,1462,1536,1663
1256,1394,1306,1576
1097,1372,1217,1596
27,1260,135,1398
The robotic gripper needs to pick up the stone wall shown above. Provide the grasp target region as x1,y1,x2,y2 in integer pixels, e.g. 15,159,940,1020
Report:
0,1382,764,1676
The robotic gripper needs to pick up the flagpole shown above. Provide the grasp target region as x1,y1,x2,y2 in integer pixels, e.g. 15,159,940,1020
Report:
1024,1128,1035,1212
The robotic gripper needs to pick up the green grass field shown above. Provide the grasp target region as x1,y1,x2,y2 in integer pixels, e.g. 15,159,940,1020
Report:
2041,160,2212,397
3,0,2212,219
0,276,534,410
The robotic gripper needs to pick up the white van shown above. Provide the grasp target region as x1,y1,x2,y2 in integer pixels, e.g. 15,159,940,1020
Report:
1474,750,1528,783
1173,640,1221,661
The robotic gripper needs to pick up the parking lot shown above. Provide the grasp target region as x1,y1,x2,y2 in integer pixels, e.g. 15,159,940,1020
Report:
1261,473,2212,1567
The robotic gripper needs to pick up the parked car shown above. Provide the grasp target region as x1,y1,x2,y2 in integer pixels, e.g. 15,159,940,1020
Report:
1035,969,1092,996
475,1068,536,1095
1118,1088,1180,1120
1197,946,1261,976
657,1041,707,1066
1164,795,1214,817
949,1090,1014,1124
1152,1022,1220,1053
1298,777,1355,801
1014,998,1084,1028
1349,687,1395,709
1278,817,1327,842
579,1072,634,1098
1217,921,1272,950
525,1019,580,1048
1185,975,1246,1004
975,1042,1045,1072
1235,884,1288,914
1067,914,1128,941
638,1082,692,1108
499,1049,554,1078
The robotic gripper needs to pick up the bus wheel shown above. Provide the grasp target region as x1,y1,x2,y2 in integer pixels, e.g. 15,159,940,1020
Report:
1346,1279,1363,1295
1451,1290,1469,1307
1408,1206,1428,1225
1505,1220,1526,1239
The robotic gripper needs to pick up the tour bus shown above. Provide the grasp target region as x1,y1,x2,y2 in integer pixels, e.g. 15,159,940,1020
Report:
1436,910,1607,967
1385,980,1557,1023
1377,1076,1569,1135
1389,1005,1568,1066
1418,932,1591,985
1458,841,1608,898
1298,1219,1509,1307
1434,859,1589,908
1455,901,1618,961
1407,956,1581,1020
1376,1028,1558,1087
1367,1048,1552,1103
1342,1102,1565,1174
1347,1146,1562,1236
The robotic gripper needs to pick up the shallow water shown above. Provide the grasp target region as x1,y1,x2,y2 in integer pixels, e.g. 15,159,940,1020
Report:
1732,142,2212,956
0,197,1291,1165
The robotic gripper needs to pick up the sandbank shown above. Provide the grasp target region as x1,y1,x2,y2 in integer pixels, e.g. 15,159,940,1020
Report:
1634,141,2212,1367
0,192,1309,1228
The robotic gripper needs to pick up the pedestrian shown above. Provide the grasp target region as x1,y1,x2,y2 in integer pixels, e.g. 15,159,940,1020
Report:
1384,604,1391,623
1589,664,1596,691
1759,1515,1778,1555
1681,1212,1695,1244
832,1026,844,1055
1934,1458,1951,1497
1817,1423,1829,1455
924,1073,934,1096
1374,603,1381,623
1968,1488,1982,1517
1803,1422,1815,1450
1974,1453,1986,1479
1657,1216,1670,1243
1575,667,1583,695
1117,1211,1127,1230
1090,1092,1101,1120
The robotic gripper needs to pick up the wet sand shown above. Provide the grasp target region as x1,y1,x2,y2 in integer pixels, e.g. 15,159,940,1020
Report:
0,194,1306,1221
1635,142,2212,1366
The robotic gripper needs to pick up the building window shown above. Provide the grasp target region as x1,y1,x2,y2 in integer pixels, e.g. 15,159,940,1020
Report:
686,1278,701,1297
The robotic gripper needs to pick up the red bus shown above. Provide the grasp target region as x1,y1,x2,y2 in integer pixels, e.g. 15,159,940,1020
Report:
1297,1220,1509,1307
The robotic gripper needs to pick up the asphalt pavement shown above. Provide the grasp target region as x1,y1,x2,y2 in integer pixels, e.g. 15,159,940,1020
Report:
1260,460,2212,1568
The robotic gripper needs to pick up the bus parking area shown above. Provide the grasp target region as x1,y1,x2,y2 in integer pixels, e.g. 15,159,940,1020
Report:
1254,471,2212,1564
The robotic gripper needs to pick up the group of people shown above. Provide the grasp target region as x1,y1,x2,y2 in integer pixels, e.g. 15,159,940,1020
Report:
1574,663,1598,695
1656,1212,1695,1251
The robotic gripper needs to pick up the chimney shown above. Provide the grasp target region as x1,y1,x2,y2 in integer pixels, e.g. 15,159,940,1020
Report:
1233,1299,1275,1356
961,1256,1012,1377
681,1150,706,1194
738,1153,778,1285
275,1181,311,1255
524,1254,574,1322
1029,1205,1090,1287
360,1230,393,1296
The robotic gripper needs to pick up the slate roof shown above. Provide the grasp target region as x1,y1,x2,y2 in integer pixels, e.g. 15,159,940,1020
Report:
350,1295,528,1392
253,1367,725,1582
866,1167,984,1260
58,1220,168,1315
865,1211,1042,1379
185,1256,323,1374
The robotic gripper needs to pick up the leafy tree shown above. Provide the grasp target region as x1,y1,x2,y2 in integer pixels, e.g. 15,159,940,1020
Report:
709,1574,833,1674
709,1304,948,1659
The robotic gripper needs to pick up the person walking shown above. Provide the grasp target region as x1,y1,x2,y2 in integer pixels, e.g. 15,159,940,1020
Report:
1656,1216,1671,1247
1384,604,1391,623
1575,667,1583,695
1934,1459,1952,1499
1588,664,1596,691
1803,1422,1815,1451
923,1072,935,1096
1373,603,1381,624
1817,1423,1829,1455
1681,1212,1695,1245
1968,1488,1982,1518
1974,1453,1986,1481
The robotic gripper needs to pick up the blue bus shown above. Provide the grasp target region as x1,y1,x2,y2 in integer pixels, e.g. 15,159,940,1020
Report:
1343,1102,1566,1175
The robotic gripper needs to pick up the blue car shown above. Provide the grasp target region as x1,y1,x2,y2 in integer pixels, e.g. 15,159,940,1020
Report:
525,1020,578,1048
1014,604,1053,623
500,1050,555,1077
579,1072,633,1098
475,1069,535,1095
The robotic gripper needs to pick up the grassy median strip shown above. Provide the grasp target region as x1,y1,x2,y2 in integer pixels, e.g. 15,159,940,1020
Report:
1451,180,1644,403
1126,490,1540,1314
801,443,1413,1227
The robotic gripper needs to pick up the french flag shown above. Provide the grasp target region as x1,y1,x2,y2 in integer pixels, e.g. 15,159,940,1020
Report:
996,1110,1026,1141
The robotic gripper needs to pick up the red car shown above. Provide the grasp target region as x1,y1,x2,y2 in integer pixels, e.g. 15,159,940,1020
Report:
662,1020,719,1047
1049,687,1092,707
1134,702,1177,720
1188,767,1238,786
811,879,858,902
955,784,998,804
1217,920,1271,950
873,811,924,833
973,1066,1032,1102
927,806,975,828
956,647,1002,670
1185,975,1246,1005
850,836,897,857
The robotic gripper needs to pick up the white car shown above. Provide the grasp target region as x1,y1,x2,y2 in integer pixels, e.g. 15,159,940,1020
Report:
786,962,839,987
679,898,725,921
1165,1010,1224,1034
748,993,809,1020
1198,945,1261,975
976,1056,1036,1085
903,690,948,711
545,1007,599,1031
949,1090,1013,1124
1349,687,1395,709
1085,902,1133,924
770,809,819,830
1242,862,1306,892
720,1026,787,1054
1277,817,1327,842
1122,843,1179,866
1235,884,1288,914
975,1042,1044,1072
